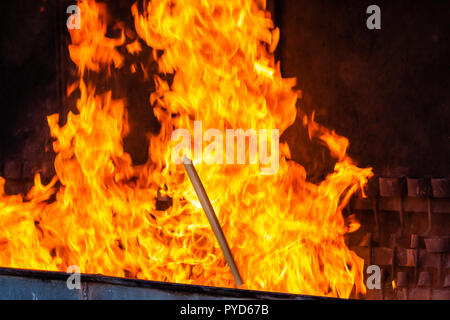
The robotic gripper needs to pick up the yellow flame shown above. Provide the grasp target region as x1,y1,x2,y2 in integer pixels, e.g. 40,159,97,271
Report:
0,0,372,298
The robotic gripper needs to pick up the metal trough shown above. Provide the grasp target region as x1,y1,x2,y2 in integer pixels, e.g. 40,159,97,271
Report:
0,267,323,300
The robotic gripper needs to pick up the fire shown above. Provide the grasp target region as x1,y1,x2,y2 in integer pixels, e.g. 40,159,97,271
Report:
0,0,372,298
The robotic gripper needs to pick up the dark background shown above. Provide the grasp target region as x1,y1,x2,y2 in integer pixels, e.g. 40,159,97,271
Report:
277,0,450,178
0,0,449,184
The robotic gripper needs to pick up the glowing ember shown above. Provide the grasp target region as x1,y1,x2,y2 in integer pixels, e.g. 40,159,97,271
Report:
0,0,372,298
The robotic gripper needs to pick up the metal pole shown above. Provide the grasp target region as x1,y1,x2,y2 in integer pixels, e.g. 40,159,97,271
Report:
183,156,243,287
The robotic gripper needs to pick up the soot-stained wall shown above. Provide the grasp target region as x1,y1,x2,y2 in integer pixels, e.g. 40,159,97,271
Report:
277,0,450,177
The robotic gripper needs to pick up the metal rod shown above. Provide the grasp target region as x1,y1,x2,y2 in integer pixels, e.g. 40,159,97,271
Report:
183,156,243,287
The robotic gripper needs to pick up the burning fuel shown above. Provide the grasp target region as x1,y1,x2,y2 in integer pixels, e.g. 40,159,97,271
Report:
0,0,372,298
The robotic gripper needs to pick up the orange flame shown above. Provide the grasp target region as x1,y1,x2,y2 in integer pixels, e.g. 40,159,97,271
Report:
0,0,372,298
